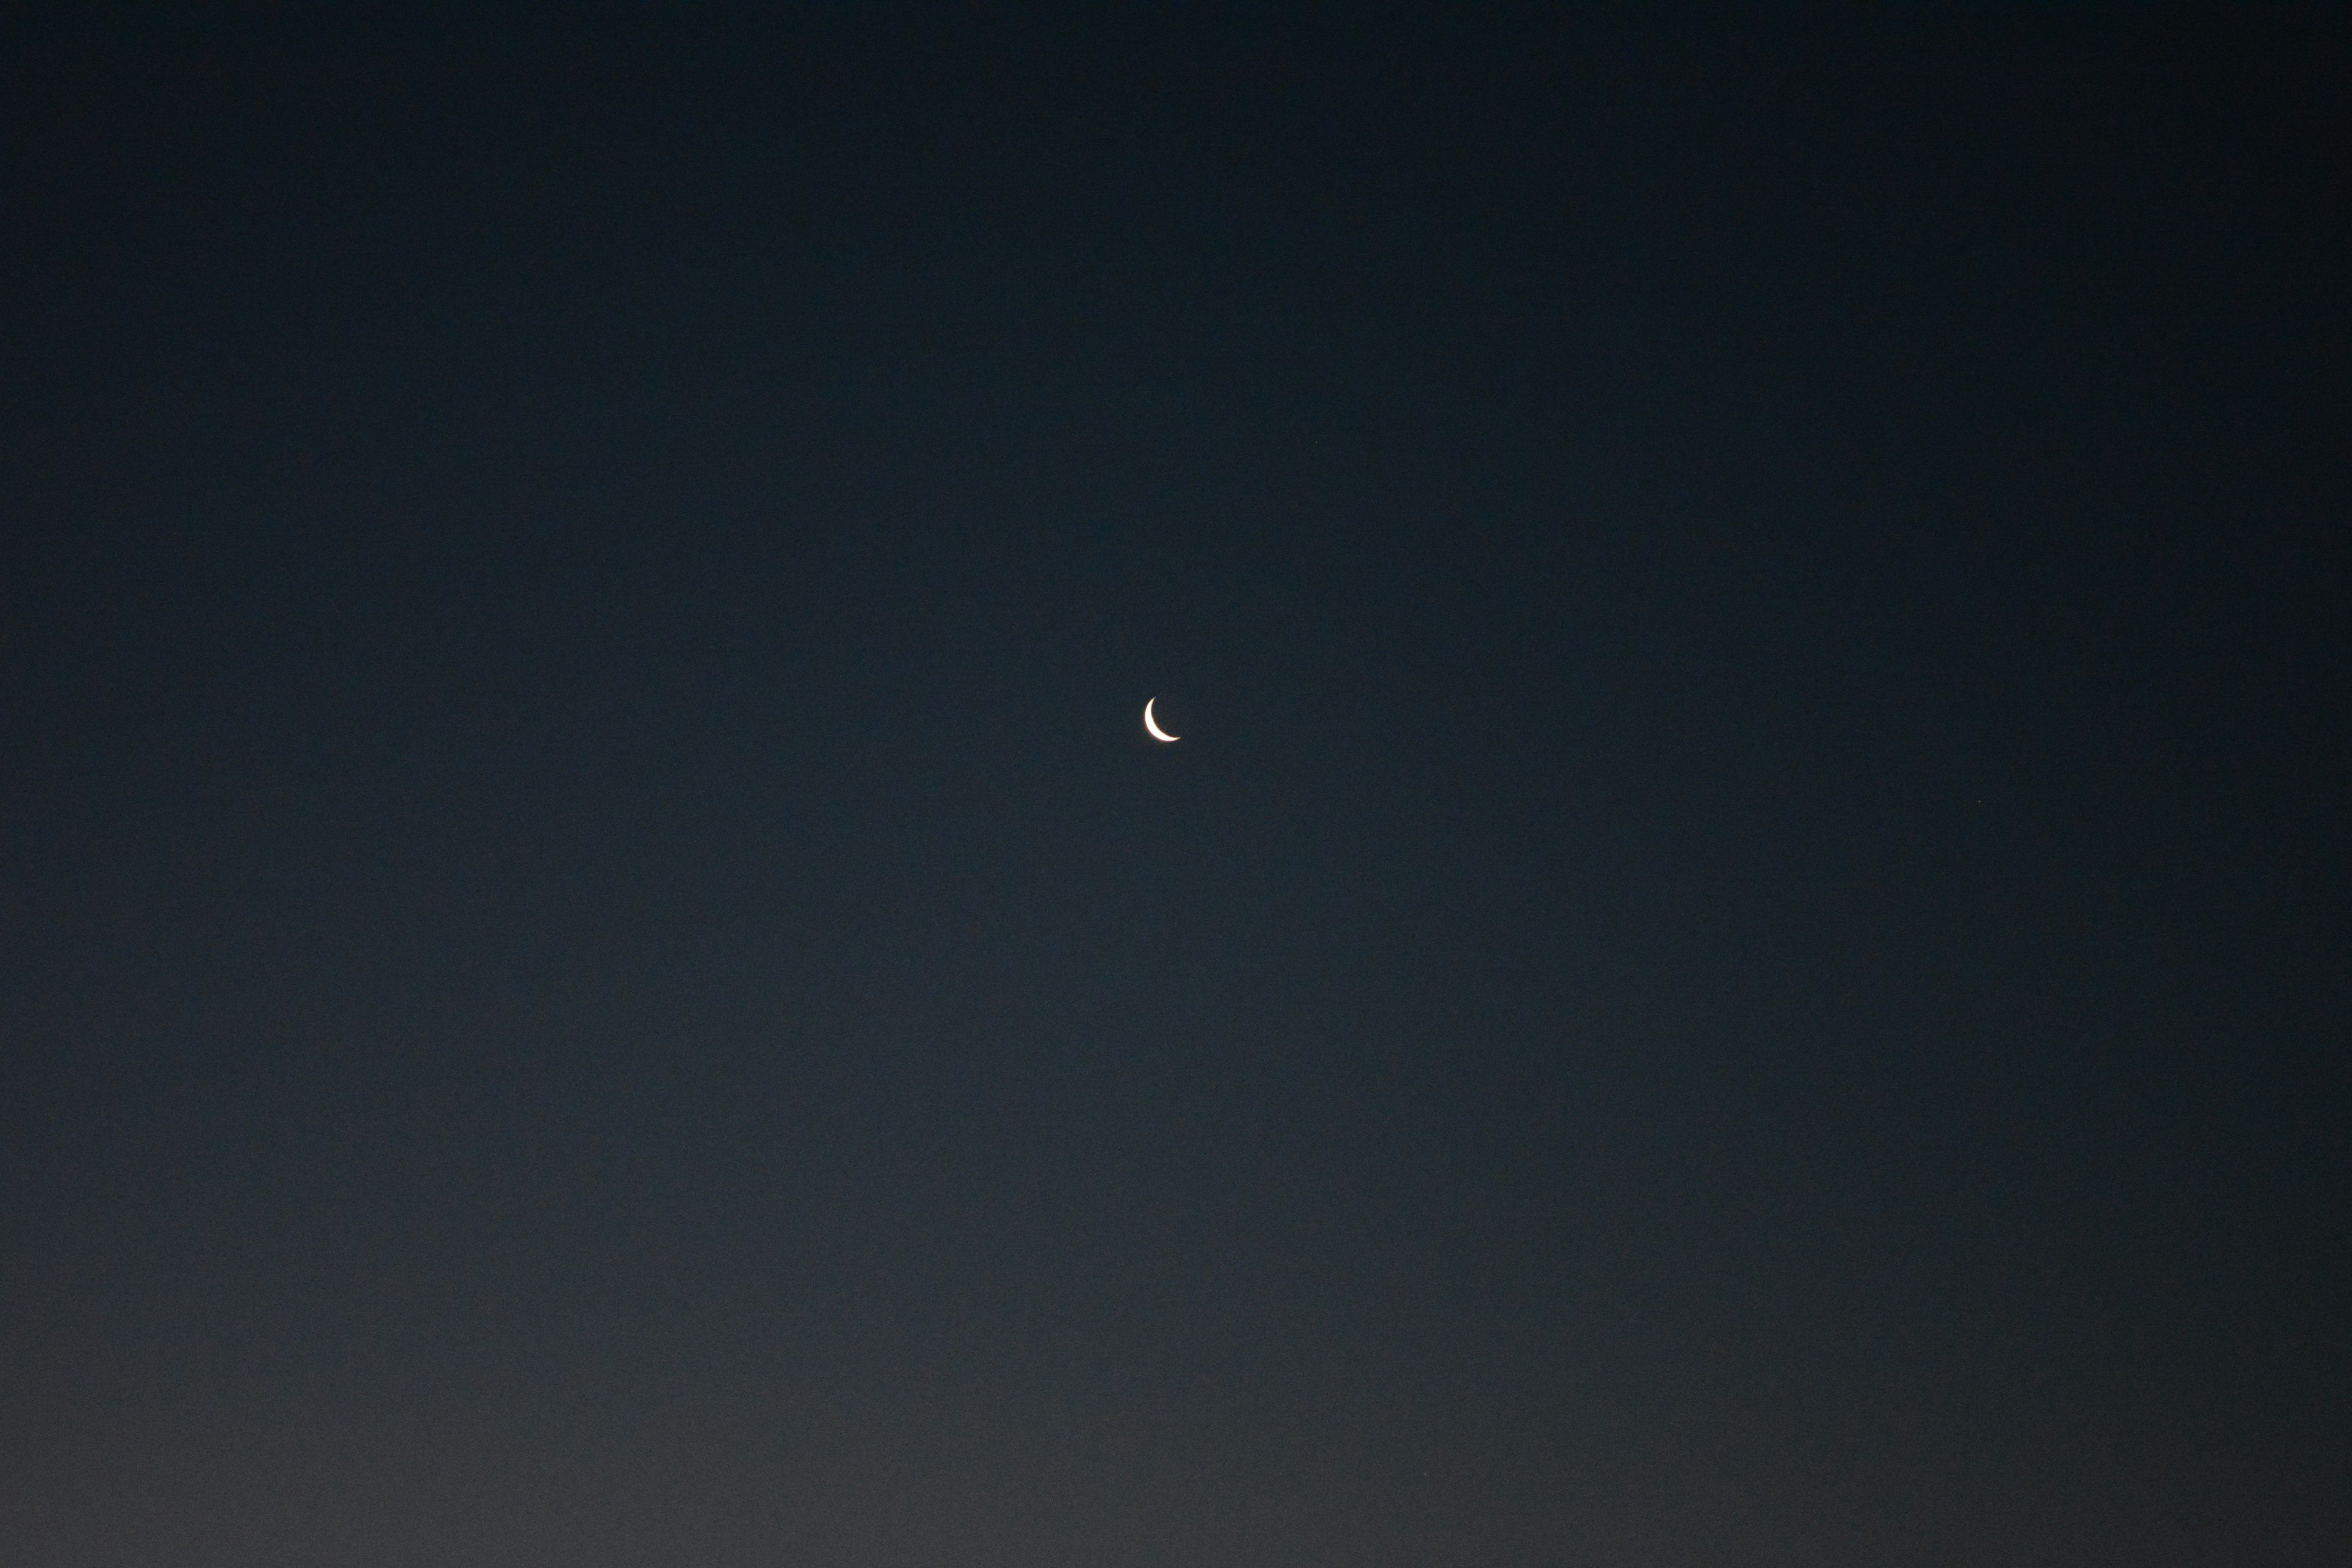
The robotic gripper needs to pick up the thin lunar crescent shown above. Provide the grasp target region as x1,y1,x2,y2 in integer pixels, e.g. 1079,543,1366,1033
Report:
1143,698,1179,743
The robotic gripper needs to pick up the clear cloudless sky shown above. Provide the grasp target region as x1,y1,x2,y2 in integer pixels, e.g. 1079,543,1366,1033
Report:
2,6,2345,1565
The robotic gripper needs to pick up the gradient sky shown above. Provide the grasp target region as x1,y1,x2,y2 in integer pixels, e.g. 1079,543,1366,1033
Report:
3,8,2345,1566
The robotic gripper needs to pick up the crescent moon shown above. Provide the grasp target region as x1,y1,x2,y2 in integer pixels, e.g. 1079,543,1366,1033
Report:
1143,698,1180,743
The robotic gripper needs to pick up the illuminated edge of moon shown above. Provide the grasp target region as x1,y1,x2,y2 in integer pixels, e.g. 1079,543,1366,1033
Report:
1144,698,1179,743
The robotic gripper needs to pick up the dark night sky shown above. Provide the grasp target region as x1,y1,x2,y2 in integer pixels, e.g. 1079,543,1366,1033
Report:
2,7,2345,1564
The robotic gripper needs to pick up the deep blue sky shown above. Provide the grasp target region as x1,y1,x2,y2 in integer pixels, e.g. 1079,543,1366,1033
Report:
3,7,2345,1564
